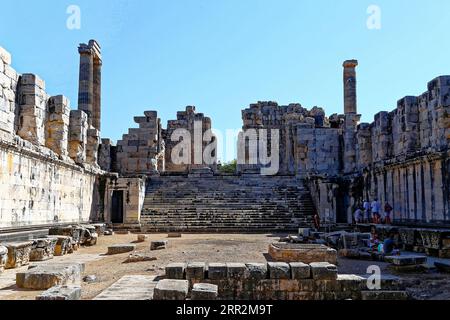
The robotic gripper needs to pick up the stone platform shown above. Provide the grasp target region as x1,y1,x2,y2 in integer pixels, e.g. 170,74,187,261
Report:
268,243,338,264
94,275,158,300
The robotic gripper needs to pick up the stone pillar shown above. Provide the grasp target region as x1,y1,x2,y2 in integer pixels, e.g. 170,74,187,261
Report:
45,95,70,157
343,60,358,114
78,46,94,125
93,57,102,131
18,74,47,146
342,60,360,174
78,40,101,132
86,128,100,166
68,110,88,165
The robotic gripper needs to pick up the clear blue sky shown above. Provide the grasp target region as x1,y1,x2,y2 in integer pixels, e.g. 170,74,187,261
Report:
1,0,449,160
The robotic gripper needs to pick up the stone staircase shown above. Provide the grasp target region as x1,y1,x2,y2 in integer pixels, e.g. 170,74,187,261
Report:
140,175,316,233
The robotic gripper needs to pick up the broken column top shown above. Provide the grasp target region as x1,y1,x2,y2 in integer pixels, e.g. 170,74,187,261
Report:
343,59,358,68
78,39,102,60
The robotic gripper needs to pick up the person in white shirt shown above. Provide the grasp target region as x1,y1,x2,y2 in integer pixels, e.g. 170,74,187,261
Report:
354,207,363,224
371,199,381,224
363,200,371,223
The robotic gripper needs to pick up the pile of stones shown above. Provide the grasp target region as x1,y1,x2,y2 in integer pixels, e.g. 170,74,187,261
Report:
0,224,104,274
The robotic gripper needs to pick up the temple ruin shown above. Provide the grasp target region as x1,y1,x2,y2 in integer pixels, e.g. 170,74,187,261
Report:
0,40,449,301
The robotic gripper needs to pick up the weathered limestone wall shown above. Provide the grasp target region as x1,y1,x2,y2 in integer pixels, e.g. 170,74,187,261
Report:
296,127,340,177
116,111,164,175
0,45,103,230
0,136,98,228
164,106,216,173
240,101,327,175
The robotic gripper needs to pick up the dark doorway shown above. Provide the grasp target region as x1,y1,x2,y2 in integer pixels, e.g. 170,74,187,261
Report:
111,191,124,224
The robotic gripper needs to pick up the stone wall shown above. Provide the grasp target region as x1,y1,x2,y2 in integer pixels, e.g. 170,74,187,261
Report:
164,106,216,173
0,44,103,229
0,133,99,228
116,111,164,175
239,101,328,175
164,261,405,300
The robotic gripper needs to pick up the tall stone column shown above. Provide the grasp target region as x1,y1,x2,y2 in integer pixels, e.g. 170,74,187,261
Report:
78,40,101,132
93,56,102,131
342,60,361,174
343,60,358,114
78,45,94,126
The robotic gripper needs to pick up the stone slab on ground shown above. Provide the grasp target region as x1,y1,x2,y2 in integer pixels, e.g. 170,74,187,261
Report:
166,263,186,279
48,236,73,256
30,238,58,261
36,285,82,300
124,253,157,263
361,290,409,300
310,262,338,280
94,275,158,300
4,241,33,269
168,233,182,238
137,235,148,242
191,283,218,300
16,263,84,290
151,240,168,251
385,255,427,266
107,244,136,255
153,279,189,300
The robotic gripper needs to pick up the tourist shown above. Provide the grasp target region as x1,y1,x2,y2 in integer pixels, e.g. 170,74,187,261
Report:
369,230,380,251
313,213,321,230
382,232,400,255
354,207,363,224
371,198,381,224
363,200,371,223
384,202,393,225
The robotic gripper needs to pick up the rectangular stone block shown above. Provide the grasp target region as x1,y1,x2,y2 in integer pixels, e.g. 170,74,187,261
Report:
36,285,82,300
361,291,408,301
245,263,268,280
30,238,58,262
385,255,427,266
310,262,338,280
226,263,248,279
290,262,311,280
165,263,186,280
191,283,218,300
16,263,84,290
208,263,227,280
186,262,206,281
4,241,33,269
268,262,291,279
153,279,189,300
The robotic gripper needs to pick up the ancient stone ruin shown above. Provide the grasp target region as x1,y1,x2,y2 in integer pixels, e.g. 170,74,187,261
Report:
0,40,449,301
